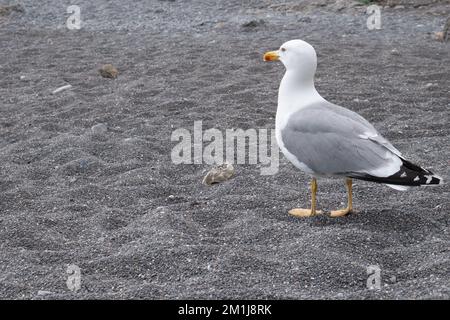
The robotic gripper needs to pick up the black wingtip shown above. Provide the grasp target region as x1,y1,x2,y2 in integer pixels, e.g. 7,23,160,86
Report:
348,158,442,187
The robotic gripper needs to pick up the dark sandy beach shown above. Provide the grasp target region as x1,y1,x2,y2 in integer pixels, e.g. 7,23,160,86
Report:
0,0,449,299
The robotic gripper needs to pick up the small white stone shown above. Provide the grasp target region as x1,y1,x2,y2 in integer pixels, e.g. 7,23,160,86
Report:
91,123,108,135
52,84,72,95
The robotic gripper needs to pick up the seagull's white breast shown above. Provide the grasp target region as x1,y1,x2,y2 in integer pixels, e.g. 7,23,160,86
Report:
275,75,326,176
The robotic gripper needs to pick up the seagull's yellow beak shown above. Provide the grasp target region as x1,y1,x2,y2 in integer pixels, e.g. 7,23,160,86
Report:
263,50,279,62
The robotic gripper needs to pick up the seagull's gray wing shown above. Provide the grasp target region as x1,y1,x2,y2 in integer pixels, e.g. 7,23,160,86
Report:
281,101,402,176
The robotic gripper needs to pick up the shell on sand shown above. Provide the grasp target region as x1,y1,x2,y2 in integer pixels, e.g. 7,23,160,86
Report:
99,64,119,79
202,163,235,185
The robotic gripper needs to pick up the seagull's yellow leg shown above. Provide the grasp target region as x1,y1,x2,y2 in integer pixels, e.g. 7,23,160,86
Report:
289,178,322,217
330,178,353,217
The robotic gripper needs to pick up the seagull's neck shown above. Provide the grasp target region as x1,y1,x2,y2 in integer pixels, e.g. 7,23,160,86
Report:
276,70,324,130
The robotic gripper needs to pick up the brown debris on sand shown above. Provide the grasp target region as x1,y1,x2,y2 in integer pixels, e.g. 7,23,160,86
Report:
434,31,445,41
444,17,450,41
202,163,235,185
433,18,450,42
99,64,119,79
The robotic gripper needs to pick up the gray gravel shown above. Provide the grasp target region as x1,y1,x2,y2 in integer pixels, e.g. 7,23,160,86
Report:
0,0,449,299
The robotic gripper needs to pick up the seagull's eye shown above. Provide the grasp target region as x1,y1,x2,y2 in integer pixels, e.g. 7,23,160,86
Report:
281,47,286,52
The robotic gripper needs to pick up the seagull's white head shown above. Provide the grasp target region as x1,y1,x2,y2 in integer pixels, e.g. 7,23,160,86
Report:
264,39,317,82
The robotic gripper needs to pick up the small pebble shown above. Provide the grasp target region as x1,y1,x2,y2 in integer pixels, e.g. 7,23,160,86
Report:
52,84,72,95
425,83,437,89
242,19,265,29
91,123,108,135
79,159,88,170
298,17,312,23
214,22,225,29
0,4,25,16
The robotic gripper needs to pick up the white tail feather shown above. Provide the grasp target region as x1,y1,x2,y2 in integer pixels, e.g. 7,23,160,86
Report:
386,184,410,191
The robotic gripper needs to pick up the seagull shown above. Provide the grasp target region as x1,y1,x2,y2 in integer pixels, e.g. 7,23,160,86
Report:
263,40,443,217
